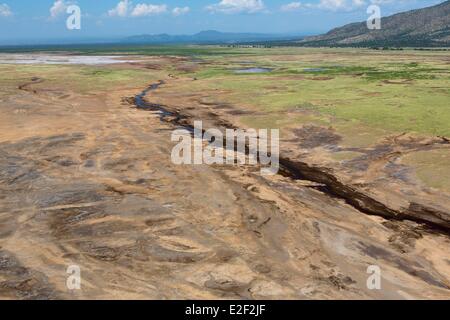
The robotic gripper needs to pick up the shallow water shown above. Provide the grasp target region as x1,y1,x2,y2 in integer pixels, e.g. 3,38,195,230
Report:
0,54,134,65
234,67,272,74
303,68,326,72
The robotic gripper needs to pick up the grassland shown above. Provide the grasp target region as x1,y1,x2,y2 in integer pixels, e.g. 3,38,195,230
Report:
176,48,450,137
0,63,164,96
1,45,448,191
138,46,450,190
2,48,450,299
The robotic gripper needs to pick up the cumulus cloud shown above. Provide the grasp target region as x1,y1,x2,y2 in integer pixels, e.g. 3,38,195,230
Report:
108,1,168,17
289,0,368,11
370,0,397,4
317,0,348,10
207,0,265,14
280,0,415,13
0,3,12,17
108,0,131,17
280,2,303,12
172,6,190,16
50,0,70,18
131,3,167,16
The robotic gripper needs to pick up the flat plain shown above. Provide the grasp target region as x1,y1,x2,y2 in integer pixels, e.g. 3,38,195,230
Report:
0,47,449,299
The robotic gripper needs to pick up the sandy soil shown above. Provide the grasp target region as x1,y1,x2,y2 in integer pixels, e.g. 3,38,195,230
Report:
0,57,449,299
147,76,450,230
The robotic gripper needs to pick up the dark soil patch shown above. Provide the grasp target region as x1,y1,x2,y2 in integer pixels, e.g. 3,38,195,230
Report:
294,125,342,149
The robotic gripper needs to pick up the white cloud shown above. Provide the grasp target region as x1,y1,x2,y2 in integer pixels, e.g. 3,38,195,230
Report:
108,1,168,17
50,0,70,18
301,0,367,11
280,2,303,12
281,0,437,13
0,3,12,17
317,0,351,11
131,3,167,16
108,0,131,17
172,6,190,16
370,0,395,4
207,0,265,14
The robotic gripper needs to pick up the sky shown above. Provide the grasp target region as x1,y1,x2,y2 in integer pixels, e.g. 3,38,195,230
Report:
0,0,446,43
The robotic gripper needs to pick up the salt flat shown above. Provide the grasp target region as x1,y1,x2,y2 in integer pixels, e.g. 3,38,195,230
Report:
0,54,135,65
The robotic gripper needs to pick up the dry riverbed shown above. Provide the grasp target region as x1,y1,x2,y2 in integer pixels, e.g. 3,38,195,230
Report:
0,55,449,299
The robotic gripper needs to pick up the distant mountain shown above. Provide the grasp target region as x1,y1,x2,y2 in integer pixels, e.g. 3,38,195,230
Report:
122,30,299,44
296,1,450,47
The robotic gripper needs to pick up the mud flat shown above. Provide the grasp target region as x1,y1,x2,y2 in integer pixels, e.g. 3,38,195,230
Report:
0,54,135,65
0,55,449,299
141,47,450,232
142,79,450,231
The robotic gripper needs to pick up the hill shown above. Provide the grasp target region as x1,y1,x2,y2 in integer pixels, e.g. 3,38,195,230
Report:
297,1,450,47
122,30,298,44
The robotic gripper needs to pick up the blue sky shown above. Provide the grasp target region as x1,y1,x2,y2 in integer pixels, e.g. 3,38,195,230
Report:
0,0,445,42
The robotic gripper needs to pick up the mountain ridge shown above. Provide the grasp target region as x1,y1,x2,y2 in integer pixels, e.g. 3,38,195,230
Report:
296,1,450,47
122,30,300,44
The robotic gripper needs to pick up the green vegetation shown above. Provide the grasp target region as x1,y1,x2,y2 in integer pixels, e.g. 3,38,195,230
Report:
161,46,449,190
2,46,447,139
0,63,165,94
149,46,449,191
0,46,448,190
0,44,254,56
167,47,450,139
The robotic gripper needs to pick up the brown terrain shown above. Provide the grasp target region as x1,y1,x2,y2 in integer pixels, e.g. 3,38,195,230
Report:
147,78,450,231
0,56,449,300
